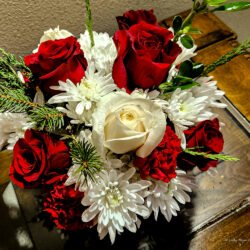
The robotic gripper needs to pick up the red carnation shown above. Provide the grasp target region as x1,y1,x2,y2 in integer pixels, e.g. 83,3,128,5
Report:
42,175,90,231
9,129,70,188
116,9,158,30
24,36,87,97
134,126,181,183
177,119,224,171
112,22,181,92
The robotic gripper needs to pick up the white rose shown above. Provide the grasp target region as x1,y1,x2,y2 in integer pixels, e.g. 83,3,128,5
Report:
33,26,73,53
92,92,166,158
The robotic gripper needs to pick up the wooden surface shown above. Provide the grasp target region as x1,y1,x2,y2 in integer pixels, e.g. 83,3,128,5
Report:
193,39,250,121
160,10,236,50
0,150,12,185
0,12,250,250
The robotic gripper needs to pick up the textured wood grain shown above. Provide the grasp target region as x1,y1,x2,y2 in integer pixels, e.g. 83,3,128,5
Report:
0,150,12,185
193,39,250,121
190,204,250,250
160,11,236,49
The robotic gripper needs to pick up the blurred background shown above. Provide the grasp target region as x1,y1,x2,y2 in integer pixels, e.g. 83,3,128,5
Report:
0,0,249,56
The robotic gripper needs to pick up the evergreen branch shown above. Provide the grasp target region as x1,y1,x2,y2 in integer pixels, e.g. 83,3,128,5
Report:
29,106,65,131
85,0,95,47
184,148,239,161
0,48,31,89
203,37,250,75
0,85,38,112
69,138,102,184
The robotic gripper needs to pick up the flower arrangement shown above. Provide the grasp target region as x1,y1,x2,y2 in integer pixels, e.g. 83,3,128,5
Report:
0,0,249,244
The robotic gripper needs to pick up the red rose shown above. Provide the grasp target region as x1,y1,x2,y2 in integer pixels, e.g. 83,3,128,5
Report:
134,126,181,183
24,36,87,96
116,9,157,30
9,129,70,188
43,175,89,231
112,22,181,92
177,119,224,171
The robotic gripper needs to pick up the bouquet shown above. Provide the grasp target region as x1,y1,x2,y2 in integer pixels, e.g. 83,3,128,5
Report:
0,0,249,244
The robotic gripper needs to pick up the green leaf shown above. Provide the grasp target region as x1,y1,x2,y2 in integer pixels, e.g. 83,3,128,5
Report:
173,16,183,34
206,0,227,7
212,2,250,12
192,63,205,77
183,26,202,35
179,60,193,77
180,34,194,49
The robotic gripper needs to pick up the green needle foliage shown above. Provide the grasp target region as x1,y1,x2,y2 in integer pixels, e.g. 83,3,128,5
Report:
184,148,239,161
69,138,103,184
0,85,38,112
29,106,65,131
0,48,31,89
203,37,250,75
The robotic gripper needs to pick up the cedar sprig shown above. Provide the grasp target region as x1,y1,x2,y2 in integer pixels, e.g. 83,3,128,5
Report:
184,148,239,161
69,138,102,184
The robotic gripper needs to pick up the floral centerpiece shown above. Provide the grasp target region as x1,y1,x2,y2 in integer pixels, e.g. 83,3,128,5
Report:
0,0,249,244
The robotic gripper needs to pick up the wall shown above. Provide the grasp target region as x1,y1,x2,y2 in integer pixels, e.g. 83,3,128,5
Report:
0,0,249,56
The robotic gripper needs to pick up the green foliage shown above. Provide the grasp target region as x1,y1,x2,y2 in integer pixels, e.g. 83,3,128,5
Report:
180,35,194,49
0,85,38,112
29,106,65,131
69,138,102,184
173,16,183,34
85,0,95,47
159,75,199,93
203,37,250,75
184,148,239,161
212,1,250,12
206,0,227,7
179,61,204,78
0,48,31,89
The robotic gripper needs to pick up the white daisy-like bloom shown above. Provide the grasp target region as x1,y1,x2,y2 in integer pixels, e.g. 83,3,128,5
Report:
33,26,73,53
163,88,213,148
81,168,151,244
57,102,92,125
0,113,34,150
48,63,117,117
145,170,192,222
78,31,117,75
192,77,227,109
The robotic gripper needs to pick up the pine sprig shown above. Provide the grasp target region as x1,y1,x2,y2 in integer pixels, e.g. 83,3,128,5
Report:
184,148,239,161
0,48,31,88
0,85,38,112
29,106,65,131
203,37,250,75
69,138,102,184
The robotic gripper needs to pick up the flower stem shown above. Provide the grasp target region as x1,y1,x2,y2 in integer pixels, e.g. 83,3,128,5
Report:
85,0,95,47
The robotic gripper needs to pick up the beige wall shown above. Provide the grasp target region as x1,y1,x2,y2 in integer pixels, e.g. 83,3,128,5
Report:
0,0,249,56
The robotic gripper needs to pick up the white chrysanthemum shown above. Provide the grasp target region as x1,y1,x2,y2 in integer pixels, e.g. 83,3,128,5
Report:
164,88,213,147
57,102,92,125
48,63,117,118
145,170,192,222
192,77,227,109
33,26,72,53
78,31,117,74
0,113,34,150
81,168,151,244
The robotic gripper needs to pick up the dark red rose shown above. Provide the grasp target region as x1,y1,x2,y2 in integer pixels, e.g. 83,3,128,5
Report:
177,119,224,171
24,36,87,97
43,175,89,231
116,9,157,30
9,129,70,188
134,126,181,183
112,22,181,92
